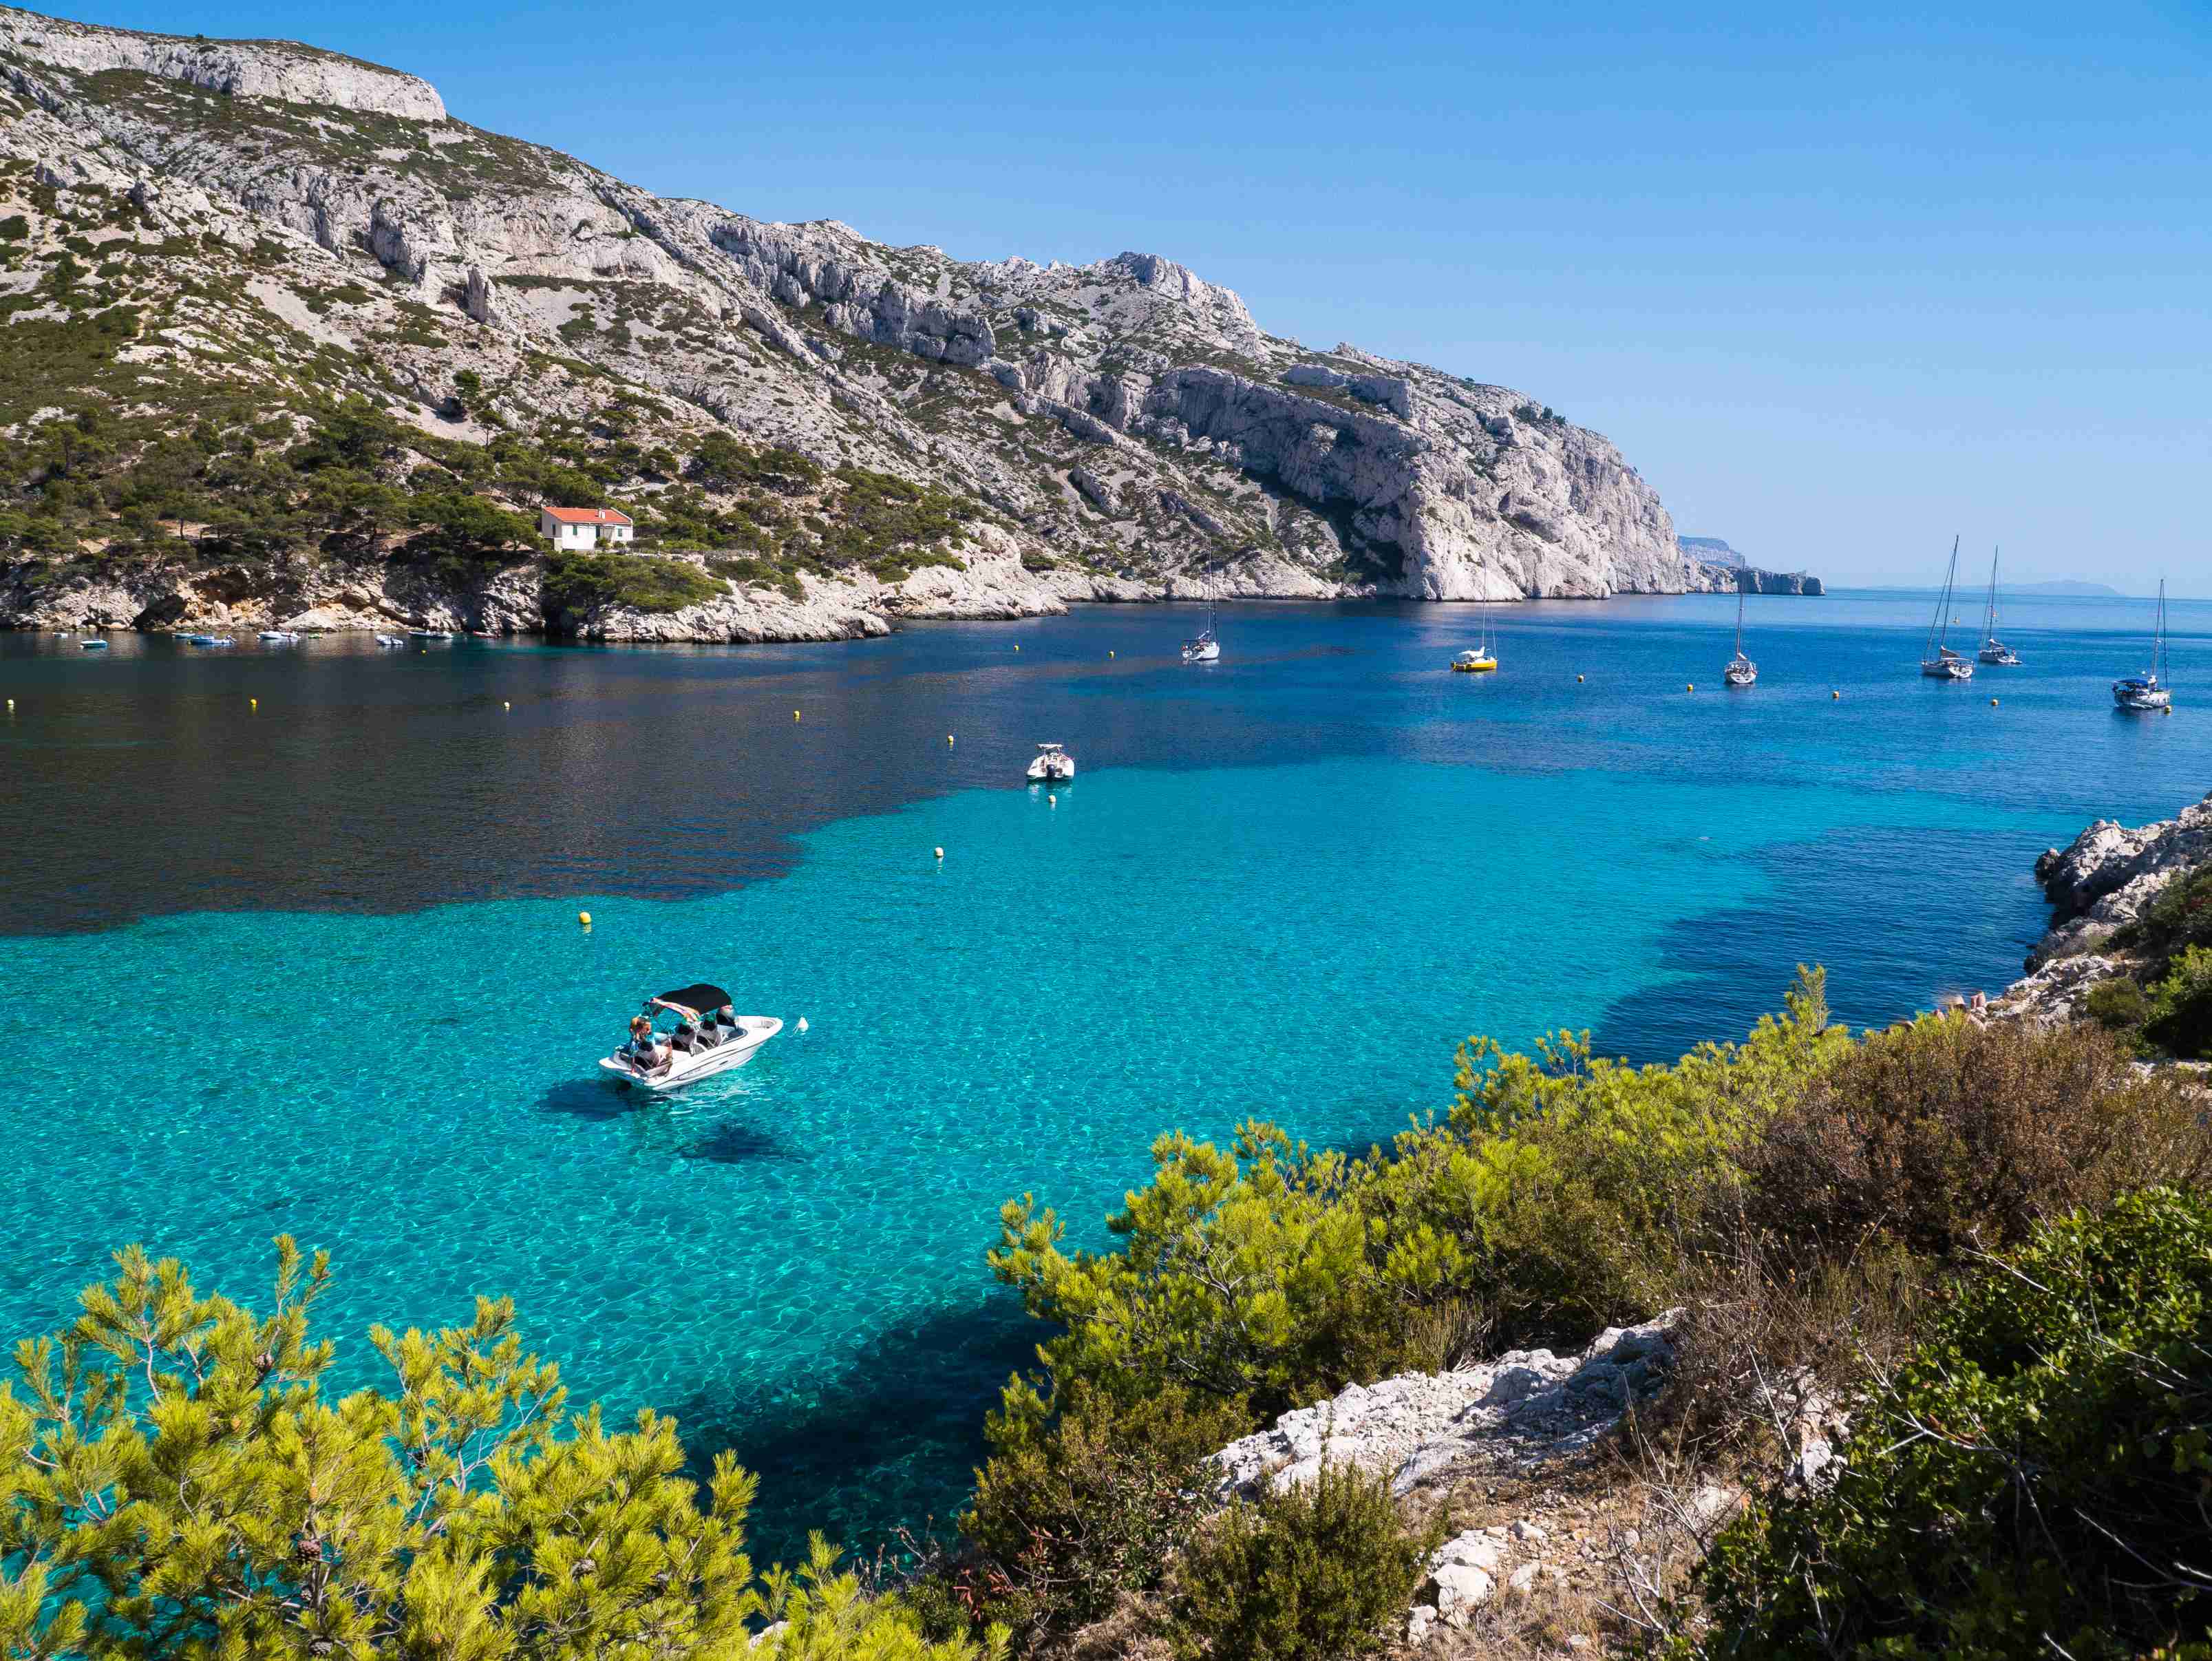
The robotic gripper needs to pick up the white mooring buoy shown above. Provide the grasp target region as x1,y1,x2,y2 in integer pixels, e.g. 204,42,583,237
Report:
934,846,944,860
796,1016,809,1033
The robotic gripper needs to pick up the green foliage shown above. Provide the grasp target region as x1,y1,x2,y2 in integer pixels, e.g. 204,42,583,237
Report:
2145,944,2212,1058
0,1238,763,1660
1697,1188,2212,1660
543,551,721,620
1164,1463,1436,1661
760,1536,1008,1661
802,468,975,579
1738,1011,2212,1267
962,1382,1251,1640
2083,973,2153,1034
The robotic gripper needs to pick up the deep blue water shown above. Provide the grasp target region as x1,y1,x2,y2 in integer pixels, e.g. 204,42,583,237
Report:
0,590,2204,1561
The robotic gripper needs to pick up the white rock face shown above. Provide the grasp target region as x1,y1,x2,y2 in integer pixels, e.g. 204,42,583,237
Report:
2028,791,2212,966
0,5,446,118
1208,1312,1678,1503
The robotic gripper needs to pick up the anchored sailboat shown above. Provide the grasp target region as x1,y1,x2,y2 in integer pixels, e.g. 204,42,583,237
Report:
1180,562,1220,664
2114,580,2173,711
1451,595,1499,672
1977,547,2021,665
1724,578,1757,687
1920,537,1975,680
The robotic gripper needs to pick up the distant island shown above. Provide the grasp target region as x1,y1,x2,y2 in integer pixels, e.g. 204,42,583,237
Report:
2008,580,2125,597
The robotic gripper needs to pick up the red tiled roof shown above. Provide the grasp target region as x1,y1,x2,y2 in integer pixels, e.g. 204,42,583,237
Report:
541,505,634,526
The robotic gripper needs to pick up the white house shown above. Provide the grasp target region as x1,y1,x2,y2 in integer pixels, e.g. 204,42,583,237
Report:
539,505,635,551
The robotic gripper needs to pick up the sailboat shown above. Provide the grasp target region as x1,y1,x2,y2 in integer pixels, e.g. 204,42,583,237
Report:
1180,562,1220,664
1451,595,1498,672
1724,579,1757,687
1976,547,2021,665
2114,580,2173,711
1920,537,1975,680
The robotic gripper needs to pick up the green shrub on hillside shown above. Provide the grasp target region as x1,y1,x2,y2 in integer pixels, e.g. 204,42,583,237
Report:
963,1382,1252,1640
542,550,721,619
1698,1187,2212,1660
1165,1462,1437,1661
0,1240,763,1659
1739,1012,2212,1266
2145,944,2212,1058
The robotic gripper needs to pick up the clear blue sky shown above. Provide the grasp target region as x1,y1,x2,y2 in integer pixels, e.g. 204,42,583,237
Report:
76,0,2212,591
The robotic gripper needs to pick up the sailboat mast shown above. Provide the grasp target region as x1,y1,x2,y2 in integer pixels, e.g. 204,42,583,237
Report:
1734,578,1745,653
1928,535,1959,657
1984,547,1999,645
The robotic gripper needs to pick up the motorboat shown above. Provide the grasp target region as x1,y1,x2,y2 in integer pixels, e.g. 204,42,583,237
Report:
599,982,783,1092
374,633,407,648
2114,580,2173,712
1181,561,1222,663
79,638,109,650
1919,538,1974,680
185,633,235,648
409,628,455,639
1723,580,1757,686
1976,547,2020,665
258,629,301,644
1027,742,1076,783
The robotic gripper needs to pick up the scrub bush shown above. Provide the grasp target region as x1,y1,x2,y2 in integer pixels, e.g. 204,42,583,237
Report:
961,1381,1251,1642
1164,1462,1436,1661
543,549,721,619
1738,1013,2212,1267
1697,1188,2212,1660
2145,944,2212,1058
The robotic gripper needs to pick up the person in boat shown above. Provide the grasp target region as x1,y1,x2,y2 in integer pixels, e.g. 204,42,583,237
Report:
626,1015,668,1077
716,1004,739,1039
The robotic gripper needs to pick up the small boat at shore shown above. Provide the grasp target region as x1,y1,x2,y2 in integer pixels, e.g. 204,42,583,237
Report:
600,982,782,1092
1919,538,1974,681
1027,742,1076,783
184,633,235,648
258,629,301,644
375,634,407,648
409,628,455,639
79,638,109,650
2114,580,2173,712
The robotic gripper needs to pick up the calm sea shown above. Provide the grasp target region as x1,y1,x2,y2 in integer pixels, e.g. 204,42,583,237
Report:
1,589,2204,1560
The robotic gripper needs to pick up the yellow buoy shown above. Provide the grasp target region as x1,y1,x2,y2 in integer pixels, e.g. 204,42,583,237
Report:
793,710,801,721
249,697,257,709
504,701,511,710
1014,644,1021,653
1687,682,1694,692
1047,794,1056,805
1990,697,1999,707
1831,690,1840,701
577,911,592,927
946,734,955,745
1109,650,1116,659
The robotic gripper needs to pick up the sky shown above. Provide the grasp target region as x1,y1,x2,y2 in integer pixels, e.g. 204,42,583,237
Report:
69,0,2212,591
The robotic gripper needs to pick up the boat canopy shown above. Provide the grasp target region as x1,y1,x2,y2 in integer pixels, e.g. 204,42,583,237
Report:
652,983,733,1016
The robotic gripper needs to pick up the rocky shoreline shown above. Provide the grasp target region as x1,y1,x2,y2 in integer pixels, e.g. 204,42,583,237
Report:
1991,788,2212,1028
0,542,1815,644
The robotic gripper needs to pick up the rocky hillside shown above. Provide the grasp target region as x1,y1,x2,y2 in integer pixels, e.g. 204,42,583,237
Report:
0,5,1726,638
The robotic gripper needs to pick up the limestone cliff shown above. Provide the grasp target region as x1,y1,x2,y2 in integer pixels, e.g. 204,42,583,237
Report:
0,3,1722,635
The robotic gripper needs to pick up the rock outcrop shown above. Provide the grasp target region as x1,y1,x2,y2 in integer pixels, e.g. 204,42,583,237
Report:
0,3,1727,635
1986,790,2212,1027
1209,1312,1679,1504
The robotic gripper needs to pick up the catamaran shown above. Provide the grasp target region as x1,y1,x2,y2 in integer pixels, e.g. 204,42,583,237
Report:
1977,547,2020,665
1920,537,1974,680
1180,564,1220,664
2114,580,2173,712
1451,597,1498,672
1026,742,1076,783
1724,580,1757,687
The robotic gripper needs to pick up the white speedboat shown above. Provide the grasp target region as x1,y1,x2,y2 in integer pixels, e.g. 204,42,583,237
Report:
375,634,407,648
2114,580,2173,712
185,633,235,648
599,982,783,1092
1919,538,1973,679
258,629,301,644
79,638,109,650
1027,742,1075,783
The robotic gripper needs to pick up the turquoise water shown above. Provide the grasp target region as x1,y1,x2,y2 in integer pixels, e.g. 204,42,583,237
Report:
1,590,2205,1558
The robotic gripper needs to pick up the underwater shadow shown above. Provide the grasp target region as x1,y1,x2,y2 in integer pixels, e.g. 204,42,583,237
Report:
668,1292,1047,1570
534,1077,637,1122
677,1119,802,1165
